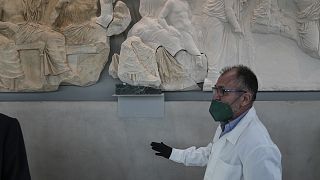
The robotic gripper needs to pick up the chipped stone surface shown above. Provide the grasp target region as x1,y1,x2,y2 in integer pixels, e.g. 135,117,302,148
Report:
106,1,132,36
116,36,161,87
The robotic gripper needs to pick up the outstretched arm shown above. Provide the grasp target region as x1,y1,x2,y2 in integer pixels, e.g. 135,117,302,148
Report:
151,141,212,167
169,143,212,167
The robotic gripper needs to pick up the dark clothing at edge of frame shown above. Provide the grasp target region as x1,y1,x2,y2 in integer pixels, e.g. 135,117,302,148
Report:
0,113,31,180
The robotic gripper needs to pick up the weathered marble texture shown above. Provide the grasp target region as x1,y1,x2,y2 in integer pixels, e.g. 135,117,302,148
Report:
1,0,320,92
115,36,161,87
0,0,131,91
111,0,320,91
106,1,132,36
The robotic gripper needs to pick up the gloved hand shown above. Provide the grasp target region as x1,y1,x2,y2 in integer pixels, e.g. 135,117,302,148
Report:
150,142,172,159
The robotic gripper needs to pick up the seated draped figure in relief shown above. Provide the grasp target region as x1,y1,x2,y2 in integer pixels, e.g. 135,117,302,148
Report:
52,0,130,86
158,0,201,56
129,0,201,56
51,0,112,86
0,0,71,91
112,0,207,91
53,0,127,45
53,0,106,45
0,0,21,89
0,26,23,90
5,0,71,74
0,0,131,91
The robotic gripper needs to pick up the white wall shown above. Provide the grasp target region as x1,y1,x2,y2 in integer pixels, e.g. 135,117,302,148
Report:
0,101,319,180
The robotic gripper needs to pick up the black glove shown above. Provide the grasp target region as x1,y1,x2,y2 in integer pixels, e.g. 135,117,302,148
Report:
150,142,172,159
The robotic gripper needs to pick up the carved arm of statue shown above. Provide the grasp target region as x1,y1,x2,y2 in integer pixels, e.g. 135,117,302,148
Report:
224,0,242,34
0,21,18,39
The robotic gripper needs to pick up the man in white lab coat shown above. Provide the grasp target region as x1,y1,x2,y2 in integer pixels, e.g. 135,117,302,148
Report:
151,65,282,180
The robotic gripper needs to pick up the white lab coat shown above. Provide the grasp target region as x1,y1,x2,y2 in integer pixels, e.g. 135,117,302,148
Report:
169,107,282,180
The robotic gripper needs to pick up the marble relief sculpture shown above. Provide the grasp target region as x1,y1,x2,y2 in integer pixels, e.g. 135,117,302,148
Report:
111,0,255,91
111,0,320,91
110,0,207,91
194,0,255,90
252,0,320,59
96,0,115,28
158,0,201,56
110,0,255,91
0,0,70,91
0,28,23,90
0,0,131,91
1,0,320,92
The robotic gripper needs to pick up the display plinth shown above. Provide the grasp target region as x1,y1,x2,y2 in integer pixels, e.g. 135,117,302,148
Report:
114,94,164,118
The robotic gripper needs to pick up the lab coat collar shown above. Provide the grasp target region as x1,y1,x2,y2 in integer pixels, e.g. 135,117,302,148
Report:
221,107,256,145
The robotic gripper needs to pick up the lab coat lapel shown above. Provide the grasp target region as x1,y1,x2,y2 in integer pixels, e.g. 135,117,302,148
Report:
213,125,222,143
225,107,256,145
211,107,256,155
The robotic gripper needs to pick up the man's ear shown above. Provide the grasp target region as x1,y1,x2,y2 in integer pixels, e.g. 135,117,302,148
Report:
241,92,253,107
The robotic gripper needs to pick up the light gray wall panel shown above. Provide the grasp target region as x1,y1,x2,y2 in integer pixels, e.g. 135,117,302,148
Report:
0,101,318,180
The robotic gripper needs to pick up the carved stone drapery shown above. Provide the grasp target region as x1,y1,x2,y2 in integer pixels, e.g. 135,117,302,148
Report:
0,0,131,92
1,0,320,92
110,0,320,91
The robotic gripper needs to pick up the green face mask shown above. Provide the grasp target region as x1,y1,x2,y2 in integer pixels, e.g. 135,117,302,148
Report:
209,100,233,122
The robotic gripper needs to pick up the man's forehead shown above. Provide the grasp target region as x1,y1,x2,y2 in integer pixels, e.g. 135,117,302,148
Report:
216,70,238,86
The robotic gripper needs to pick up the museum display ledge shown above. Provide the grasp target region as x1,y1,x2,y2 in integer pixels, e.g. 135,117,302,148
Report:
0,89,319,101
